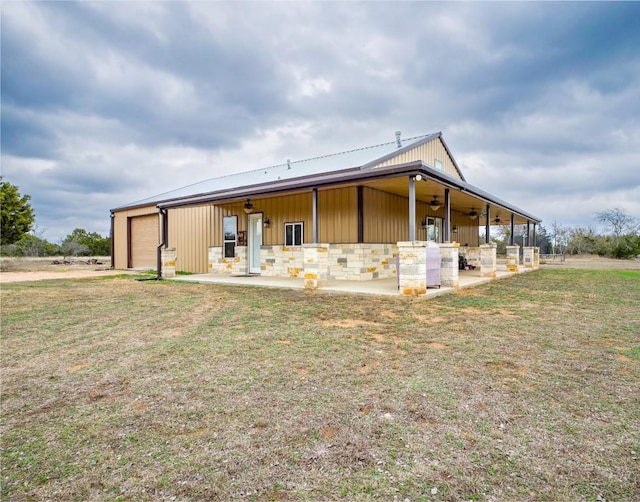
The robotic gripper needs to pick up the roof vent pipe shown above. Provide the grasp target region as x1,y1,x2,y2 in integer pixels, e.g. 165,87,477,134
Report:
287,158,291,169
395,131,402,148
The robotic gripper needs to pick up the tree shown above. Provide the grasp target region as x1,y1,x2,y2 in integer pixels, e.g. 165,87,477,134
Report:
595,208,639,247
61,228,111,257
0,178,35,245
549,220,569,255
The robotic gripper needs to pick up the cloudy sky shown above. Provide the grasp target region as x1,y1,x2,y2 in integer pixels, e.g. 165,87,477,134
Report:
2,1,639,242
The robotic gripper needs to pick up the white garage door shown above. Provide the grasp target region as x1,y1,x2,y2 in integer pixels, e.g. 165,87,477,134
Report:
130,214,159,269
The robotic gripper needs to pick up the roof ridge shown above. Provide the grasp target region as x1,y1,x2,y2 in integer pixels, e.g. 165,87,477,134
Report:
201,133,433,177
119,133,434,208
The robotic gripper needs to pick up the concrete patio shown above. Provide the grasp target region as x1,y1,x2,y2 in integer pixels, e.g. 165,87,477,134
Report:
171,263,534,298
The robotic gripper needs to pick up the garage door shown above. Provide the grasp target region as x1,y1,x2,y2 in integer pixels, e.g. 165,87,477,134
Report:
130,214,159,269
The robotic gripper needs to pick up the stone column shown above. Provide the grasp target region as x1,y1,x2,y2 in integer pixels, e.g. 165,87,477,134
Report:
439,242,459,289
480,243,497,278
506,245,520,272
303,244,329,289
161,247,176,279
398,241,427,296
523,247,539,269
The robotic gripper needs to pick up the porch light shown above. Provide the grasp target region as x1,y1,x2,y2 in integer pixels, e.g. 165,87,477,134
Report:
429,197,440,211
468,208,478,220
263,217,270,228
421,218,427,229
414,174,423,182
452,225,458,233
243,199,254,213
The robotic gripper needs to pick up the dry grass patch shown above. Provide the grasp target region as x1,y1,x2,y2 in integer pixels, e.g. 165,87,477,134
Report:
1,269,639,501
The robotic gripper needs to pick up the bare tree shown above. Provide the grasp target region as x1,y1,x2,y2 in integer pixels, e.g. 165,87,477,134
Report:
550,220,569,255
595,208,639,246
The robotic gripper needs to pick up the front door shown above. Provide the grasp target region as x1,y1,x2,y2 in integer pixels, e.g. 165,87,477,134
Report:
247,213,262,274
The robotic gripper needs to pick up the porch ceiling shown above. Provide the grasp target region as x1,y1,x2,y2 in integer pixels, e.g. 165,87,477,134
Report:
353,177,534,226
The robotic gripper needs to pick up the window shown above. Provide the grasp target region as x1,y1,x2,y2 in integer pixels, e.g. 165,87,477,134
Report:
285,222,303,246
434,159,443,171
223,216,237,258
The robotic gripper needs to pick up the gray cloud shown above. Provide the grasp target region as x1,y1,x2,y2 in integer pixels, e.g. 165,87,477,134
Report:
2,1,639,242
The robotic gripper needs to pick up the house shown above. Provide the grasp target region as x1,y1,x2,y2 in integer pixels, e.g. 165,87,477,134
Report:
110,132,541,295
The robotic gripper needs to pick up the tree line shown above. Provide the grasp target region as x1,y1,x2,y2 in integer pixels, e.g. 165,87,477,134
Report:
2,177,639,260
1,178,110,257
488,208,639,259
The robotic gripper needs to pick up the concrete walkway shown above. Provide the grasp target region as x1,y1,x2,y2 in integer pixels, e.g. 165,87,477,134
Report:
171,265,531,298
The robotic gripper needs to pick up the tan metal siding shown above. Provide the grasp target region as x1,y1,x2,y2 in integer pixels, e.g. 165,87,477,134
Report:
224,192,313,246
364,188,407,243
455,225,480,247
130,214,159,268
363,187,440,242
318,187,358,243
373,138,462,179
167,205,217,273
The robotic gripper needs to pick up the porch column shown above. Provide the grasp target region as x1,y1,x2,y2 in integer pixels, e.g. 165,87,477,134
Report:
439,242,459,288
398,241,427,296
510,214,515,246
533,223,537,247
526,220,531,247
480,242,497,278
506,245,520,272
485,204,491,243
408,176,416,241
312,188,319,244
303,243,329,289
444,188,451,242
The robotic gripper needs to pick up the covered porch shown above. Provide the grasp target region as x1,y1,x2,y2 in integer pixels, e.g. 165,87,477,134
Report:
170,257,538,298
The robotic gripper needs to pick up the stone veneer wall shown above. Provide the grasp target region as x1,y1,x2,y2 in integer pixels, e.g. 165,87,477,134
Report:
480,243,497,278
327,243,397,281
506,245,521,272
439,243,459,288
260,245,305,278
459,246,481,268
523,247,540,269
208,246,248,275
161,247,176,279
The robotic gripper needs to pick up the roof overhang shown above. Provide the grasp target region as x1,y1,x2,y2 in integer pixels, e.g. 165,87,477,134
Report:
130,160,540,224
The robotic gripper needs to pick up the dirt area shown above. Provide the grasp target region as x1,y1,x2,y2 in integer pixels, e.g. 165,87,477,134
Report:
0,257,139,283
540,254,640,270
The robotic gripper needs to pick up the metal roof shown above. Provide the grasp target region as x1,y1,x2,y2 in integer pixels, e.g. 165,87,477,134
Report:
115,133,436,210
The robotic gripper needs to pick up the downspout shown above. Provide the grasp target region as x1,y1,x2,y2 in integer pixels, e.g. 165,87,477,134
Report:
156,207,168,279
110,211,115,269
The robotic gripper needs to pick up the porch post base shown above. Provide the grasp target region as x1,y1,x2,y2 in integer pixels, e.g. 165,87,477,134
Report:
398,241,427,296
480,243,497,278
303,244,329,289
506,245,520,272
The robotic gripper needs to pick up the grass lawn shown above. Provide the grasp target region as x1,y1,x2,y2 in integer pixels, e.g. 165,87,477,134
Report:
1,269,639,501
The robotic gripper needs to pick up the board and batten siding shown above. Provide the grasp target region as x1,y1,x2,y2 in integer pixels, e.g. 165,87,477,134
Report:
372,138,462,180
